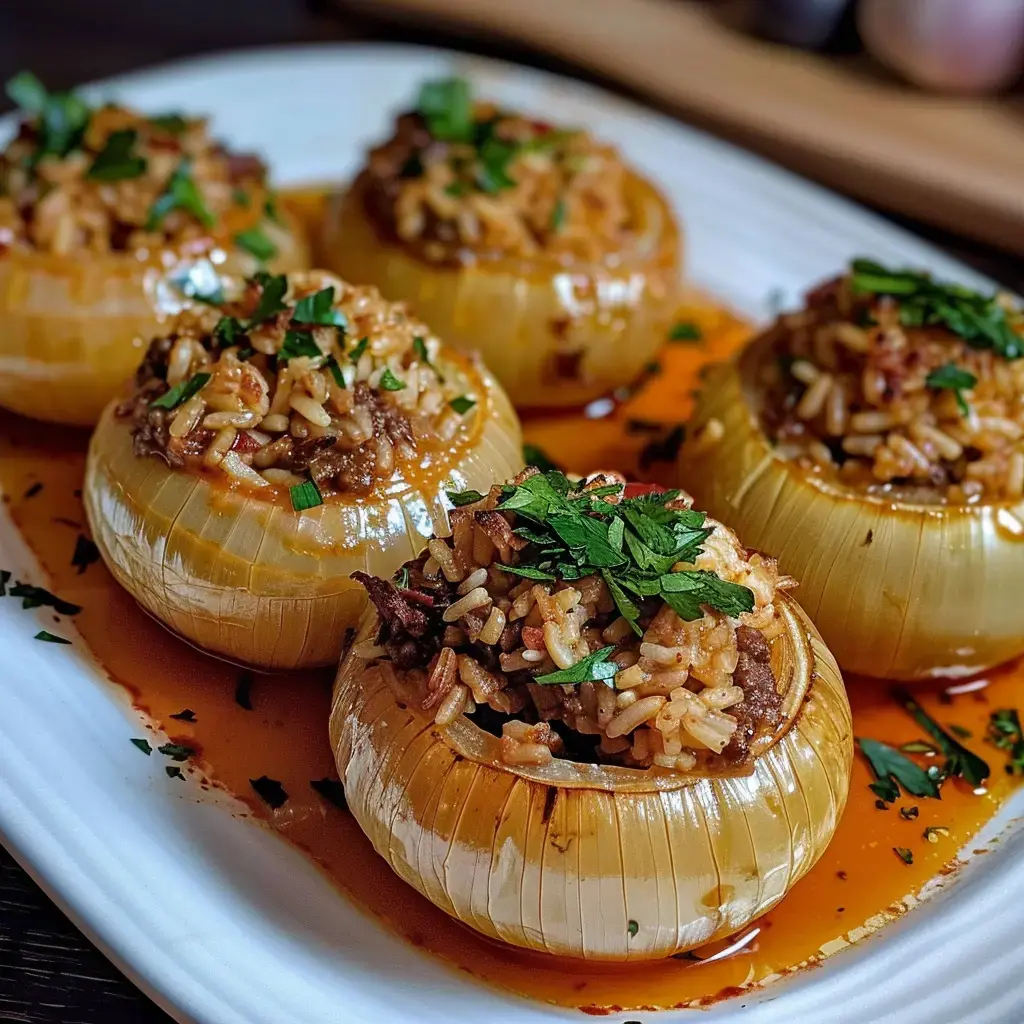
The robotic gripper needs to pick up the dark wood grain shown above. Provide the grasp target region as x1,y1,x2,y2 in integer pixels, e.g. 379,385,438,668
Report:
0,3,1020,1022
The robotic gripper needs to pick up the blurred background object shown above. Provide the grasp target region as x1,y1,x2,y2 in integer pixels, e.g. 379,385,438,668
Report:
751,0,858,51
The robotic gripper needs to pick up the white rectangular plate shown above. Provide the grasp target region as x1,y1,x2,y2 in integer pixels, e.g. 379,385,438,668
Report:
1,43,1022,1024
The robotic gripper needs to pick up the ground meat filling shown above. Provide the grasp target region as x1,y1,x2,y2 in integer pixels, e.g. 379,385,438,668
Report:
354,474,789,773
0,89,277,256
116,271,479,499
359,78,635,266
755,263,1024,504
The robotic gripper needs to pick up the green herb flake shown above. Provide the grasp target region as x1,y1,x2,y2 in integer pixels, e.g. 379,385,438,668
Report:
668,321,703,343
900,740,938,755
446,489,486,508
169,709,196,722
987,708,1024,775
9,582,81,616
895,689,990,787
149,372,211,411
158,742,194,762
535,646,618,686
146,160,215,231
857,737,941,803
418,77,474,143
348,337,369,365
627,919,639,938
326,356,346,389
234,225,279,264
166,765,186,781
550,198,566,233
290,479,323,512
925,363,977,416
6,71,90,160
924,826,950,843
71,535,99,575
149,113,188,135
264,193,281,224
449,395,476,415
476,137,518,194
130,738,153,756
523,443,561,473
379,368,407,391
250,774,288,810
86,128,146,181
310,777,348,811
213,316,244,347
412,335,442,380
34,630,70,644
893,846,914,865
279,330,323,362
247,272,289,325
292,286,347,328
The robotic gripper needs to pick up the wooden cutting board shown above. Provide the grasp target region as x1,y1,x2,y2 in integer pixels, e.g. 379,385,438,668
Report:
355,0,1024,253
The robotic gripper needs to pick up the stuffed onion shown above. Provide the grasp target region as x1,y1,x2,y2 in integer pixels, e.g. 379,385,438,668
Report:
678,261,1024,679
0,72,309,426
84,270,522,670
330,470,851,960
320,77,681,409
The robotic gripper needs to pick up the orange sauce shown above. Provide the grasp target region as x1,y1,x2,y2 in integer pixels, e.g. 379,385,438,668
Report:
1,201,1022,1012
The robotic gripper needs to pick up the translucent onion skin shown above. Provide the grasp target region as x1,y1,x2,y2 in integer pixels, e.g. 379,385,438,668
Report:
0,215,311,427
319,172,681,409
83,359,522,671
678,344,1024,680
330,594,851,961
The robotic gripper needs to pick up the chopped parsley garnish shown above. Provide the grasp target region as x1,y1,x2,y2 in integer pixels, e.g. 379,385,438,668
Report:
71,535,99,575
668,321,703,342
476,137,518,194
247,272,289,325
948,723,972,740
987,708,1024,774
235,671,254,711
850,259,1023,360
86,128,146,181
418,77,474,143
146,160,214,231
535,645,617,685
895,689,990,787
250,775,288,809
925,363,976,416
166,766,185,781
523,443,562,473
6,71,90,160
279,330,323,361
149,372,211,410
291,286,347,328
412,335,442,379
379,368,406,391
214,316,244,347
149,113,188,135
158,742,194,762
857,737,940,803
326,356,346,389
449,395,476,415
348,337,369,364
169,709,196,722
310,777,348,811
550,198,567,233
465,470,754,637
234,225,279,263
8,582,81,615
627,919,639,938
130,738,152,755
34,630,70,644
893,846,914,865
290,479,323,512
446,489,486,507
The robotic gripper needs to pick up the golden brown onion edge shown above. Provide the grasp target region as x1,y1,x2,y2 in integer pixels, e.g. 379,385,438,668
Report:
678,340,1024,680
329,593,852,961
0,211,311,427
83,356,523,670
319,170,682,410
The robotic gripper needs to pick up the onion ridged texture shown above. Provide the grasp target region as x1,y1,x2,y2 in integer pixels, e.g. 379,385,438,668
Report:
320,171,681,410
329,593,851,961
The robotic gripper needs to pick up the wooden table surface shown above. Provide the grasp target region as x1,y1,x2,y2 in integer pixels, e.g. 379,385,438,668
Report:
0,3,1020,1022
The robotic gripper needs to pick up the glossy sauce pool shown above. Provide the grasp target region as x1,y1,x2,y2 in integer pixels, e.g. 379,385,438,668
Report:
2,224,1023,1013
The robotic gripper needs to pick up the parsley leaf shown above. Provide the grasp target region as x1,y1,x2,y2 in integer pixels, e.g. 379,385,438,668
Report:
476,137,518,194
418,77,474,143
149,372,211,410
250,775,288,809
86,128,146,181
234,225,278,263
668,321,703,343
291,286,347,328
6,71,90,160
447,489,486,507
169,709,196,722
348,337,369,364
326,356,346,389
247,271,289,325
987,708,1024,775
925,363,977,417
158,742,194,762
449,395,476,415
895,689,990,787
130,738,152,755
149,113,188,135
412,335,443,380
290,479,323,512
535,646,618,685
8,582,80,616
34,630,70,644
278,330,323,362
857,737,940,803
550,198,566,233
146,160,214,231
523,443,562,473
71,535,99,575
379,368,406,391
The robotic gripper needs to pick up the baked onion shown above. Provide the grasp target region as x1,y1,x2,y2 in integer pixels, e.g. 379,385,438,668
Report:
320,77,681,409
0,74,310,426
330,471,851,960
84,270,522,670
678,261,1024,680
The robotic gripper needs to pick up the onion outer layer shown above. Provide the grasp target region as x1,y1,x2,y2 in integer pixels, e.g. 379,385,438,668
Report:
329,593,851,961
83,357,522,670
677,345,1024,680
319,171,681,409
0,213,310,427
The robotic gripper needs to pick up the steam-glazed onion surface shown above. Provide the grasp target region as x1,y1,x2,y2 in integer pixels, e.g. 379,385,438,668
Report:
320,77,680,409
331,471,852,960
678,261,1024,679
84,270,522,669
0,73,309,425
